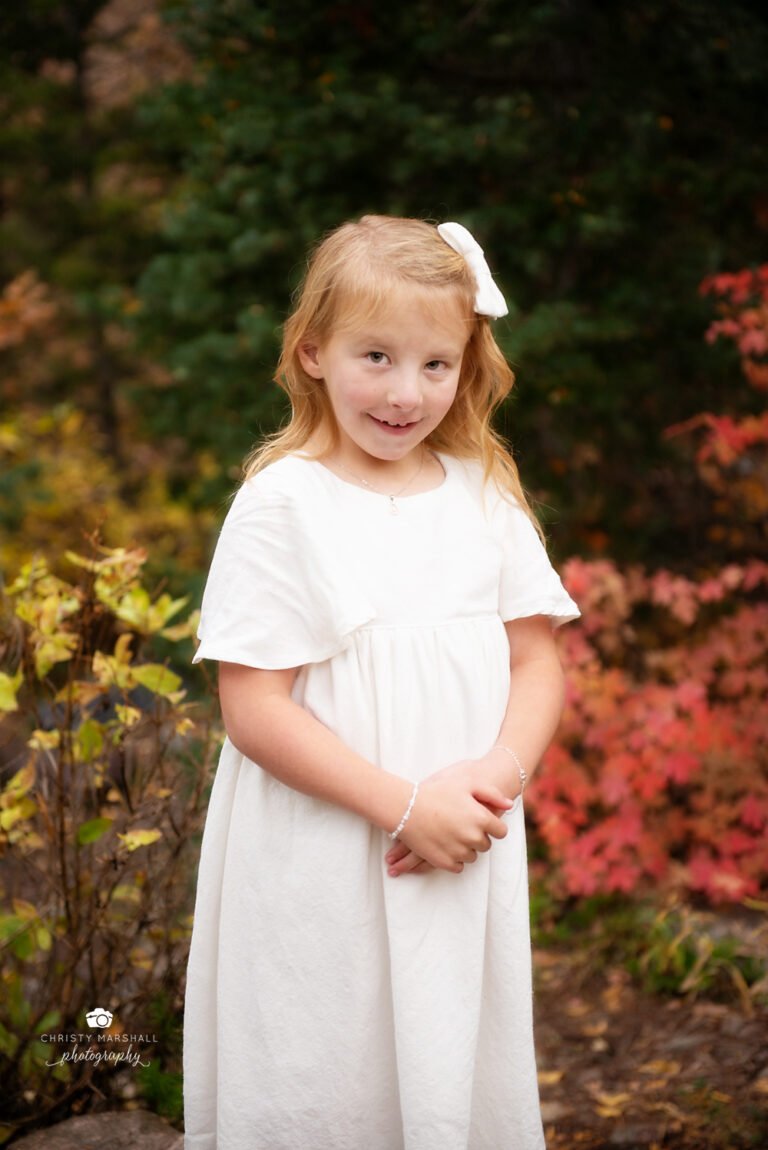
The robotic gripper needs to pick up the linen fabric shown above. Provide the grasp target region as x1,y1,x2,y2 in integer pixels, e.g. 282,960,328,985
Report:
183,452,579,1150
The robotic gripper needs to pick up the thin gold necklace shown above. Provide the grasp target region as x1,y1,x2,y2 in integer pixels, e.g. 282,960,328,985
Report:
333,448,429,515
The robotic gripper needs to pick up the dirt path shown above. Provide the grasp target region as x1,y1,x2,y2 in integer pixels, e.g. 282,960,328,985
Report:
533,948,768,1148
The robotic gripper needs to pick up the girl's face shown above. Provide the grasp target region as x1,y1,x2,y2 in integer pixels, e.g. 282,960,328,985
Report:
299,293,469,470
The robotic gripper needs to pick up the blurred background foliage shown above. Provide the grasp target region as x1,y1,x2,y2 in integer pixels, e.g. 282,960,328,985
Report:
1,0,767,1139
1,0,766,576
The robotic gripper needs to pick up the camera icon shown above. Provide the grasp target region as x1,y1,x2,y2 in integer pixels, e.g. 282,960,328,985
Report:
85,1008,113,1028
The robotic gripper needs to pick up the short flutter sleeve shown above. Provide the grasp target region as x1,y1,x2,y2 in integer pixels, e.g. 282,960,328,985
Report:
193,467,376,669
491,491,580,629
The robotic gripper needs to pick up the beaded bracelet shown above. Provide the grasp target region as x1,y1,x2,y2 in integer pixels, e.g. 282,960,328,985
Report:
389,782,419,840
491,745,528,796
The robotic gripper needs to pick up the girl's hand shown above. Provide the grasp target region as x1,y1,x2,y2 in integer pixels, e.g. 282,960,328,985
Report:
385,758,513,877
384,838,433,877
389,760,513,875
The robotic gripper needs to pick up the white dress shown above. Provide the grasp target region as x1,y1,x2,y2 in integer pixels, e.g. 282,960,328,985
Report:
183,452,579,1150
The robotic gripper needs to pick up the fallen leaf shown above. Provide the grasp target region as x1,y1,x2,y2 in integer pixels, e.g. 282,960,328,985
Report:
640,1059,682,1077
594,1090,632,1118
582,1020,608,1038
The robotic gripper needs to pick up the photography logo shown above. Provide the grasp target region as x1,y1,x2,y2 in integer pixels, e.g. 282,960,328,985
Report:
85,1007,113,1028
41,1008,157,1069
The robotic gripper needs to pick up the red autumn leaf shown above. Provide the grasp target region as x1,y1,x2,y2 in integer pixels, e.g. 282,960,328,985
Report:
740,795,768,831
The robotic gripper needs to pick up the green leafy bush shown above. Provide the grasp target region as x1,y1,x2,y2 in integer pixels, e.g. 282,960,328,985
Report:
0,542,217,1142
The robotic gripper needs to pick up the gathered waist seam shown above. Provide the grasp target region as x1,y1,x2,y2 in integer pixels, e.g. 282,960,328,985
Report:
357,614,501,633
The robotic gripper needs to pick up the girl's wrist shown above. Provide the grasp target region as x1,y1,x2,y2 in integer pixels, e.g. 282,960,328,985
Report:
388,782,419,840
490,744,527,796
364,771,418,835
480,745,528,798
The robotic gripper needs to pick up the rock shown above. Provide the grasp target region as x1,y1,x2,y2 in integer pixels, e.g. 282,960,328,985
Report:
540,1099,571,1123
11,1110,183,1150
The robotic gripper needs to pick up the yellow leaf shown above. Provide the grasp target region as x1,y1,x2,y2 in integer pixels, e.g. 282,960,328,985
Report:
117,828,162,852
538,1070,565,1087
64,550,103,573
595,1091,632,1107
131,663,183,698
115,704,141,728
35,926,52,951
28,729,60,750
129,947,153,970
11,898,38,919
1,798,36,829
594,1091,632,1118
640,1059,681,1077
92,650,131,690
582,1020,608,1038
0,669,23,713
34,634,77,678
161,608,199,642
114,633,133,664
115,589,189,635
110,884,141,904
2,763,35,799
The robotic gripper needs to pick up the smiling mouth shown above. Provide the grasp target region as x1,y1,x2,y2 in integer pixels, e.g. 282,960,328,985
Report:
371,416,419,428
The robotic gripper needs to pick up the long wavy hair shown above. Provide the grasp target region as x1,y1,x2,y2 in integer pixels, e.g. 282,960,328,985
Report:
243,215,541,534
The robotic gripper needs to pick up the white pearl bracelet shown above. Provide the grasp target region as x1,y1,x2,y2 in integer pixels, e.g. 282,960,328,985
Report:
491,745,528,796
389,782,419,840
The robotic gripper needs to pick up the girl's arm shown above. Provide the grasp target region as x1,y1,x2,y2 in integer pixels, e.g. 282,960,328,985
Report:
478,614,566,794
385,615,565,876
217,662,513,873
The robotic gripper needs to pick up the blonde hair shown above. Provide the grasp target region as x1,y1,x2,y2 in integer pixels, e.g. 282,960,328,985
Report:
243,215,542,534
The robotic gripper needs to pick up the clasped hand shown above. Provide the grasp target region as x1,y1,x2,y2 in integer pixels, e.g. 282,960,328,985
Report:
384,758,513,878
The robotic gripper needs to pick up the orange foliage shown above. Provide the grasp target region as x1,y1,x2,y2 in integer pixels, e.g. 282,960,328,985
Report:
532,269,768,905
530,560,768,904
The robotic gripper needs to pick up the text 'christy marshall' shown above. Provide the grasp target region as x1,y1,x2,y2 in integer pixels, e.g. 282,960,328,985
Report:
40,1033,159,1042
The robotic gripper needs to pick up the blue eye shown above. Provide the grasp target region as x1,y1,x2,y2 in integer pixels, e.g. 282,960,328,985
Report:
366,351,387,364
426,360,446,371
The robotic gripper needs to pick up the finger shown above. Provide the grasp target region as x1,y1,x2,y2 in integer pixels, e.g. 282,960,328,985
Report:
485,815,509,841
476,797,513,841
387,850,427,877
408,860,435,875
473,783,515,811
384,840,410,865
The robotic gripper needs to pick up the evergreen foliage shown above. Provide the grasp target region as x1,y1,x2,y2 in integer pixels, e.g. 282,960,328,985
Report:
135,0,768,560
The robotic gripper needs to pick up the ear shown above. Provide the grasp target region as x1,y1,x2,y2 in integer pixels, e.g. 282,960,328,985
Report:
298,341,324,380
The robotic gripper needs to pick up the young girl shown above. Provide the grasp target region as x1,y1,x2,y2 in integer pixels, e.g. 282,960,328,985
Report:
183,215,579,1150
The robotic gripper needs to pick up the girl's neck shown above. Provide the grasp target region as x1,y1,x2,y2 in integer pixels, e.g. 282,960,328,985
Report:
310,441,446,496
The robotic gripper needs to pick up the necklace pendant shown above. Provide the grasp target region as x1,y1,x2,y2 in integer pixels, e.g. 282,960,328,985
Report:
389,496,399,515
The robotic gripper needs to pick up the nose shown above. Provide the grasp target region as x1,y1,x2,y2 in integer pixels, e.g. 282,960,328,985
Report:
386,369,422,410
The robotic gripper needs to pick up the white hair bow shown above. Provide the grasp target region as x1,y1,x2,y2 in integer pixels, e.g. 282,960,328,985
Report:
437,221,508,319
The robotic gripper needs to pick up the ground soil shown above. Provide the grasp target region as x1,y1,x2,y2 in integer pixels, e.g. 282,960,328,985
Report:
533,947,768,1149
